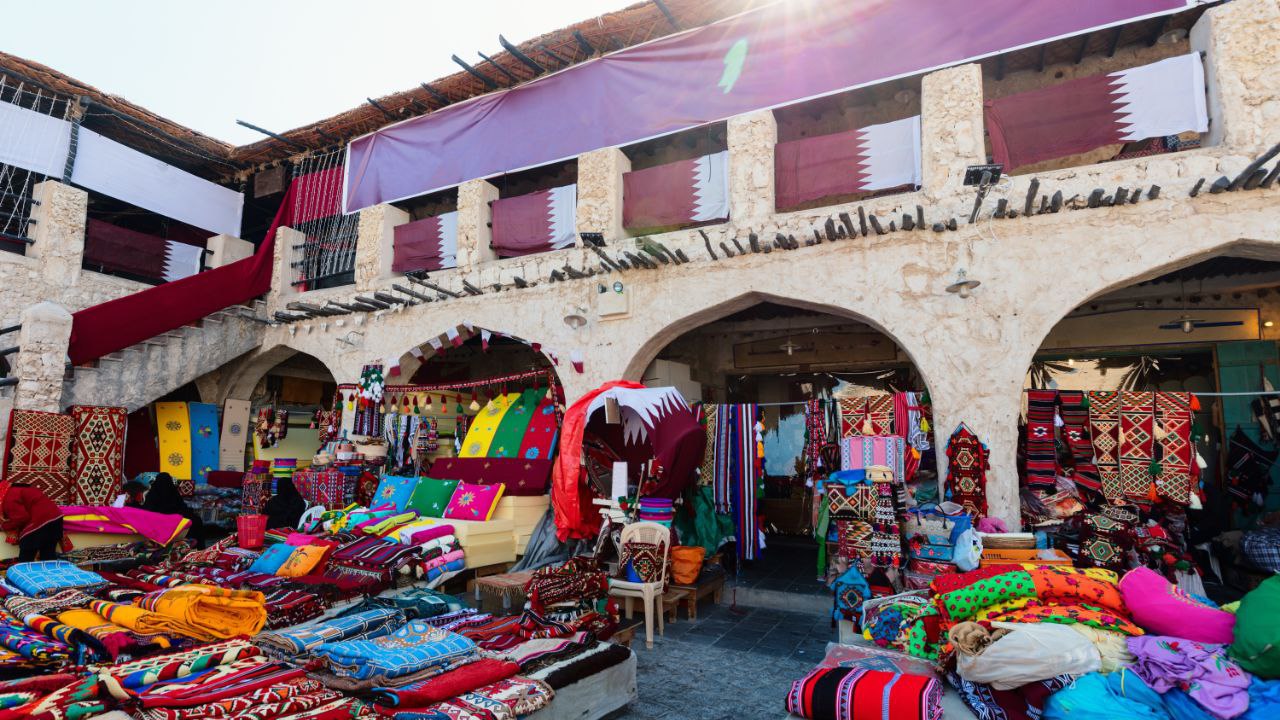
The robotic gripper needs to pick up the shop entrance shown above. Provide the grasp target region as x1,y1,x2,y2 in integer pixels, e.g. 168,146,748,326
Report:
643,301,937,606
1020,254,1280,599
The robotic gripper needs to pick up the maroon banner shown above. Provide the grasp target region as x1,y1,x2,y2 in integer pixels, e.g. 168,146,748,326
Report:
345,0,1189,210
490,185,576,258
83,219,170,281
392,212,457,273
623,152,728,231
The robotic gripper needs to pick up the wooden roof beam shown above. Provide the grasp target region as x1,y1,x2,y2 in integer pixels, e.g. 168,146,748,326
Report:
451,55,499,89
477,51,521,84
498,35,546,75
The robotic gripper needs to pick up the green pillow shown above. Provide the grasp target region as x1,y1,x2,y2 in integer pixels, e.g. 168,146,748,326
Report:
407,478,459,518
1229,575,1280,678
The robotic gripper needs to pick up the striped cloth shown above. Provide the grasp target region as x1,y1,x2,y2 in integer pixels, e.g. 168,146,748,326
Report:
255,608,403,658
313,620,477,681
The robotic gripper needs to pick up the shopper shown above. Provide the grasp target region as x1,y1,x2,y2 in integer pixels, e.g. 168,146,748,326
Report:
2,481,64,561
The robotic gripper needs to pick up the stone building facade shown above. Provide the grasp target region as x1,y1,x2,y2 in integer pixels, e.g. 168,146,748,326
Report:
3,0,1279,527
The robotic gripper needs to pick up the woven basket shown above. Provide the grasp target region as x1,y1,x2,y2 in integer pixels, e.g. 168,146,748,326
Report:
977,532,1037,550
237,514,267,549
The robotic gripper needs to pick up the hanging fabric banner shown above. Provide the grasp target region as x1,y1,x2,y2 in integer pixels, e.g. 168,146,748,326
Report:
985,51,1208,171
623,150,729,230
775,116,921,210
0,100,69,177
83,219,204,282
343,0,1190,211
490,184,577,258
392,211,458,272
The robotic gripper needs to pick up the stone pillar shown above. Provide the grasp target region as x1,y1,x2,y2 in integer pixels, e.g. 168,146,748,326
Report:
355,203,409,290
269,227,304,310
1192,0,1280,154
206,235,253,267
727,110,777,224
920,63,986,197
928,375,1024,529
26,181,87,289
457,179,499,268
576,147,630,242
12,301,72,412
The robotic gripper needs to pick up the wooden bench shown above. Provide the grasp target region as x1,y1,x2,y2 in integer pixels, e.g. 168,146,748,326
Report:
669,571,726,620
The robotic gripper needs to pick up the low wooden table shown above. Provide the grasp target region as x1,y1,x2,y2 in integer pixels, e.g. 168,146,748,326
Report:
661,588,690,624
669,571,726,620
472,570,534,614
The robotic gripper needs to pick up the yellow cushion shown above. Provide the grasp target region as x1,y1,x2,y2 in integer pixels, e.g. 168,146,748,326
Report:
275,545,328,577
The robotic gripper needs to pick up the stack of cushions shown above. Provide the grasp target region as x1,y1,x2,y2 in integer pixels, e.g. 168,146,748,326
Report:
408,479,460,518
443,481,505,522
270,458,297,493
637,498,675,526
247,537,336,579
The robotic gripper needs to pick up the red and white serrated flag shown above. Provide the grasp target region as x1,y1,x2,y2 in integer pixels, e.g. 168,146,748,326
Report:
446,327,463,347
570,350,584,374
775,116,921,210
986,52,1208,171
409,346,426,360
392,211,458,273
427,336,444,353
623,151,729,230
480,329,492,352
491,184,577,258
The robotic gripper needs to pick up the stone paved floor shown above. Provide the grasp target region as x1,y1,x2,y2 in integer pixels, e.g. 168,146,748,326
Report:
608,602,837,720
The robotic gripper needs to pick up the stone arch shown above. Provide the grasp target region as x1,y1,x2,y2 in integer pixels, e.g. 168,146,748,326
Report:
217,343,343,405
385,324,566,394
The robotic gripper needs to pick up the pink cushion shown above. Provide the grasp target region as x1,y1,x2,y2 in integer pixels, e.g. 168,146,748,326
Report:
1119,566,1235,644
408,524,456,545
442,481,505,522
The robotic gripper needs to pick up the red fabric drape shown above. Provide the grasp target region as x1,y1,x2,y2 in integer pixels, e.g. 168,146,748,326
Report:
553,380,645,541
392,216,447,273
984,74,1121,171
622,159,697,230
775,129,870,210
68,183,296,366
491,191,553,258
83,219,170,280
122,406,158,479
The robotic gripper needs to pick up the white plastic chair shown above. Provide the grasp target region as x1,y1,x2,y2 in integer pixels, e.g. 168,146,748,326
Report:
607,521,670,649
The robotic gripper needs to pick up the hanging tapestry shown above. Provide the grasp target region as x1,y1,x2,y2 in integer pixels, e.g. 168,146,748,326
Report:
1117,391,1159,502
459,393,518,457
1087,390,1122,498
838,519,874,562
869,469,903,568
515,391,559,461
123,407,158,479
68,405,127,506
802,399,829,480
622,151,729,230
1152,391,1193,504
1057,391,1100,492
712,404,762,559
489,388,545,459
314,407,341,446
945,423,989,517
838,395,894,438
839,435,906,482
1024,389,1059,491
353,365,385,437
699,404,718,487
218,399,251,472
894,391,932,452
154,402,193,480
392,211,459,273
187,402,219,485
775,116,922,211
4,409,74,502
490,184,577,258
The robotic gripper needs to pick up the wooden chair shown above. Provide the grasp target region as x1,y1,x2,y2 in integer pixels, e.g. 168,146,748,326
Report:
607,521,670,649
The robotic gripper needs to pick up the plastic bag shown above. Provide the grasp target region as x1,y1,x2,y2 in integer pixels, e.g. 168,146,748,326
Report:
670,545,705,585
953,528,983,571
957,622,1100,689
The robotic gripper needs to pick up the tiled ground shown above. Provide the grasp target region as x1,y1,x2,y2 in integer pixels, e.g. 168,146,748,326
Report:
609,603,837,720
727,535,830,598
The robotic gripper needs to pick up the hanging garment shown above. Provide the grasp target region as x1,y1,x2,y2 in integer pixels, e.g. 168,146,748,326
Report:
713,404,763,560
945,423,989,517
895,391,932,452
1088,391,1123,499
1024,390,1059,491
1057,391,1100,491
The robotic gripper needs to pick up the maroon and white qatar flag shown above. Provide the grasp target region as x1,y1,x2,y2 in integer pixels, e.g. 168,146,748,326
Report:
392,211,458,273
82,219,204,282
490,184,577,258
775,116,921,210
985,52,1208,171
623,151,729,230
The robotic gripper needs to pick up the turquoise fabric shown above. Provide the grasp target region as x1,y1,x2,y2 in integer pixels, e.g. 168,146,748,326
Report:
248,543,296,575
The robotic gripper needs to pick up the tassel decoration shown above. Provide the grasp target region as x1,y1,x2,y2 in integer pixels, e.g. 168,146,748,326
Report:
469,393,480,412
1189,394,1201,412
424,395,433,412
920,418,930,433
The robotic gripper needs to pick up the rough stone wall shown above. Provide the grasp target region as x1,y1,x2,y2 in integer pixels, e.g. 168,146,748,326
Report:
13,302,72,412
727,112,777,225
920,64,985,198
577,148,629,240
355,204,408,290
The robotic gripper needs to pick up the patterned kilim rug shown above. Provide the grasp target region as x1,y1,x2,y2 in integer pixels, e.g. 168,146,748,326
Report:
69,405,127,506
5,409,74,502
1087,391,1122,500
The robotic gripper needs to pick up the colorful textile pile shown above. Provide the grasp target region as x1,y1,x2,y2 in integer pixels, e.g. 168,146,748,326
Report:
67,405,128,506
1128,635,1251,719
293,468,355,510
134,585,268,640
785,666,942,720
524,557,608,615
255,607,403,658
945,423,989,517
312,620,478,685
637,497,675,526
3,409,75,503
840,436,906,483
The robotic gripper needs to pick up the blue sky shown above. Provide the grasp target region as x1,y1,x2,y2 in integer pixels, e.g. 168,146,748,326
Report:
4,0,631,145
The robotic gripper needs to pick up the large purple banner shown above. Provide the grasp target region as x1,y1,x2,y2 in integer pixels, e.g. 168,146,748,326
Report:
344,0,1189,212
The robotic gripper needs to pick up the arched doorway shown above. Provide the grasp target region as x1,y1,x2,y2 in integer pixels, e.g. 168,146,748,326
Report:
640,300,938,605
238,350,338,470
1019,250,1280,595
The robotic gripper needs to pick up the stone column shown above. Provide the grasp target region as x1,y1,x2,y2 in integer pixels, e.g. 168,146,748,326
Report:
355,203,409,290
928,374,1024,529
12,301,72,412
576,147,630,242
727,110,777,224
206,235,253,267
1192,0,1280,154
920,63,986,197
26,180,88,290
456,179,500,268
268,227,304,310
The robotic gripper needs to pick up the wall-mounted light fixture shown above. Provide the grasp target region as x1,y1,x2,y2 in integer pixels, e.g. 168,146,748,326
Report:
563,306,588,330
946,270,982,299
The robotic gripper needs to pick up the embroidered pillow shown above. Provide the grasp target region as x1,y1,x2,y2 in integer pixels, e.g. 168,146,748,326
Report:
247,542,296,575
1120,566,1234,644
276,543,331,577
407,478,460,518
373,474,418,512
443,481,505,521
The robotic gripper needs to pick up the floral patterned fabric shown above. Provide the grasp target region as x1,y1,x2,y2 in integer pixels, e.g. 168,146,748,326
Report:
443,481,505,521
